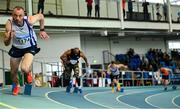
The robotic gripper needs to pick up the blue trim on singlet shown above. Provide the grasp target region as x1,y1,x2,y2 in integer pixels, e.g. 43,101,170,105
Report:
110,67,118,73
24,17,37,46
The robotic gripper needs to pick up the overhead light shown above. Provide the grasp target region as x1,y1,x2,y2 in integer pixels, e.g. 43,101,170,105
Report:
101,30,108,36
118,32,125,37
176,33,179,36
104,30,108,36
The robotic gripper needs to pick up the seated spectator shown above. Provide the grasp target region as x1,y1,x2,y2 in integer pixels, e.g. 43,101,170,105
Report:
34,74,42,87
92,71,98,87
177,11,180,22
101,70,106,78
175,66,180,74
124,72,132,86
51,72,60,87
134,68,142,86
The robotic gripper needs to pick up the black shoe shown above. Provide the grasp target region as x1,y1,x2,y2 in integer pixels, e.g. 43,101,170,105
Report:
172,86,177,90
66,86,71,93
164,87,167,91
79,88,83,94
73,87,78,93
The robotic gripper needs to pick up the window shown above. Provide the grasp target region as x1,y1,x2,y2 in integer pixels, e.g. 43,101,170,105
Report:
168,41,180,49
139,0,164,4
46,62,63,76
138,0,180,5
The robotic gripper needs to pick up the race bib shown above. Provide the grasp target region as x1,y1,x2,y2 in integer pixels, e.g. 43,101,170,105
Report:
16,37,30,45
70,60,78,65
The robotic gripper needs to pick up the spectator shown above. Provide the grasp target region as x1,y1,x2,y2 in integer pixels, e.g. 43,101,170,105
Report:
156,3,162,21
175,66,180,74
128,0,134,20
94,0,100,18
142,0,149,21
177,11,180,22
37,0,45,14
163,1,167,21
122,0,126,19
86,0,93,17
92,71,98,87
6,0,11,11
34,74,42,87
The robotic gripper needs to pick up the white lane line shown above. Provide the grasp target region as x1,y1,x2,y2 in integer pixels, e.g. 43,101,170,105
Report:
145,92,164,108
45,90,78,109
0,88,18,109
0,102,18,109
116,89,160,109
145,90,180,108
116,91,143,109
84,91,114,109
84,89,158,109
172,95,180,108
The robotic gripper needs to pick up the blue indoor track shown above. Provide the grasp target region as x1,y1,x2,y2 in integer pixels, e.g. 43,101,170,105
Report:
0,86,180,109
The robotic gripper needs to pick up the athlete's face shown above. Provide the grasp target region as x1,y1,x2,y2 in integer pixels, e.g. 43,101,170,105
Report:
12,8,24,25
73,49,79,56
111,63,116,68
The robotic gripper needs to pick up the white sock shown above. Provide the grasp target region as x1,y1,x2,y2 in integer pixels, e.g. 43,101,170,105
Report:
78,86,82,89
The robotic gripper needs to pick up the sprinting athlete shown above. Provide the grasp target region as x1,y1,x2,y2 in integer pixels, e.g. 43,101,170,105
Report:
4,6,49,95
107,61,128,93
156,67,171,91
60,48,89,93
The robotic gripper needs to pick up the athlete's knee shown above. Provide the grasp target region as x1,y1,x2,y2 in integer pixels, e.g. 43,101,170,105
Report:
111,83,115,87
11,73,19,83
74,71,79,78
11,68,18,74
21,64,30,73
76,77,80,85
64,73,71,79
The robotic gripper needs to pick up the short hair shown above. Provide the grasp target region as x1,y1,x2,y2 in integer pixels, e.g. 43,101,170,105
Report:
73,47,79,50
111,61,115,64
13,6,24,11
72,47,80,54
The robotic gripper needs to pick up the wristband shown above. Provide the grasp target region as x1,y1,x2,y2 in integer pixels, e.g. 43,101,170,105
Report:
40,29,45,31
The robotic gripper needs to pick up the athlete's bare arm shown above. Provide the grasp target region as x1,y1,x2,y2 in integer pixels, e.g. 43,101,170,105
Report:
28,14,49,40
80,51,89,67
107,64,111,75
4,20,14,46
118,64,128,70
60,49,71,64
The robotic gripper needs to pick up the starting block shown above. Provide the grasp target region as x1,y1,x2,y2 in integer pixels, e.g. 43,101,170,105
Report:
24,84,32,95
120,88,124,92
73,87,79,93
172,86,177,90
12,83,16,92
73,87,83,94
66,86,72,93
79,88,83,94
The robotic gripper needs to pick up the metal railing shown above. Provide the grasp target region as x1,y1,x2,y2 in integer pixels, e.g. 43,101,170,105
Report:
1,0,180,22
1,47,180,88
103,50,115,65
